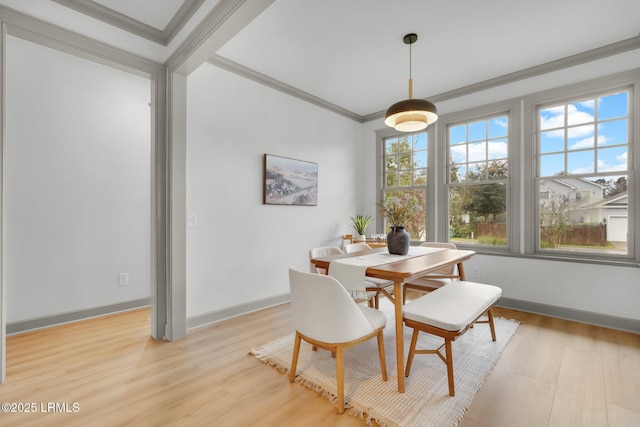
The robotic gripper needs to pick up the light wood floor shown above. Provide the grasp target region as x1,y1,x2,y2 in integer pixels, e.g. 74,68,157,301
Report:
2,298,640,427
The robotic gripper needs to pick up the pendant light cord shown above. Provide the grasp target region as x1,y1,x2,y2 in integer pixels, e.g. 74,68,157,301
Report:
408,36,413,99
409,39,412,80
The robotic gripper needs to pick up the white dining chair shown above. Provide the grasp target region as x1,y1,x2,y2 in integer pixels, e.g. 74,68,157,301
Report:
343,243,394,309
309,246,344,274
288,267,387,413
403,242,459,303
343,242,372,253
309,246,377,307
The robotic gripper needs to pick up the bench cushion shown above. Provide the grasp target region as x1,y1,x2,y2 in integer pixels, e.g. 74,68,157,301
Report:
403,281,502,332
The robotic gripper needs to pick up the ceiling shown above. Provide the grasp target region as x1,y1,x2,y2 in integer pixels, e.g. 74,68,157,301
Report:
2,0,640,119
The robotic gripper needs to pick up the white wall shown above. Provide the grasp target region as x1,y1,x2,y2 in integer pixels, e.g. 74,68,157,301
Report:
464,255,640,321
5,36,151,322
186,63,363,317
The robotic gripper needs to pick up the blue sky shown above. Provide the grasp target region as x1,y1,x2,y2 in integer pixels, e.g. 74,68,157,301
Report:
539,91,628,177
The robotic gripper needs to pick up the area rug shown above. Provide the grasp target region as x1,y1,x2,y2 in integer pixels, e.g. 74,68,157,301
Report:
252,299,519,427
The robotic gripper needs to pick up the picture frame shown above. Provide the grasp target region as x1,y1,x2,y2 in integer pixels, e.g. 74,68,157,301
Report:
264,154,318,206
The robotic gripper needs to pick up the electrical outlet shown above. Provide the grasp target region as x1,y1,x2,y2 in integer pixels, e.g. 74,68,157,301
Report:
187,213,198,227
118,273,129,286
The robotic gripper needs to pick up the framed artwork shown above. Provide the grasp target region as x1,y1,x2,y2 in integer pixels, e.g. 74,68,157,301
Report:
264,154,318,206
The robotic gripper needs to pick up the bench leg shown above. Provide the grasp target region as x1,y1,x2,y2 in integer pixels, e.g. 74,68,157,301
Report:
445,338,455,396
487,307,497,341
405,329,420,377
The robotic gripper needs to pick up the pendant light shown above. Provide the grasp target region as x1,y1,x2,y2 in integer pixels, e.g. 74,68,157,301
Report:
384,33,438,132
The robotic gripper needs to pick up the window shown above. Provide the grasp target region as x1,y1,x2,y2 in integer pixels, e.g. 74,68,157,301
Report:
536,90,631,256
447,115,509,247
381,132,427,240
375,70,637,265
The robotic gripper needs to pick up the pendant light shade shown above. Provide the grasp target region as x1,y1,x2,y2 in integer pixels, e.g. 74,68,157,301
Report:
384,33,438,132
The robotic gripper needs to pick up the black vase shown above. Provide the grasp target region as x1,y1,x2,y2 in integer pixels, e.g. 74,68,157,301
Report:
387,226,410,255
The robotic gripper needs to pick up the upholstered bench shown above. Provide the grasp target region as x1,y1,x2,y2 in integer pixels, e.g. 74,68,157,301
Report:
403,281,502,396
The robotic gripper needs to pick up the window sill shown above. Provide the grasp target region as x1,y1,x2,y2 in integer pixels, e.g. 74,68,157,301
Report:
469,249,640,268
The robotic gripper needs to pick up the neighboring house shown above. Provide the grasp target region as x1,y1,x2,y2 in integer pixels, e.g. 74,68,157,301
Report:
588,192,628,242
539,177,628,242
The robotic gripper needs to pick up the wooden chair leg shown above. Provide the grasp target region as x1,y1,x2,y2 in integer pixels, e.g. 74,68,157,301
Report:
487,307,497,341
402,286,407,304
444,338,455,396
377,330,388,381
374,292,380,309
335,347,345,414
289,332,302,382
405,329,420,377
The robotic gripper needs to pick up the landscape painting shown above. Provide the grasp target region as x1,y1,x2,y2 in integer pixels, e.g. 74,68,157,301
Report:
264,154,318,206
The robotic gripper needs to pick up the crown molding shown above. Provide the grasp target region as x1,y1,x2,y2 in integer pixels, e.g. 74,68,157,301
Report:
51,0,205,46
0,5,164,78
207,55,364,122
166,0,274,76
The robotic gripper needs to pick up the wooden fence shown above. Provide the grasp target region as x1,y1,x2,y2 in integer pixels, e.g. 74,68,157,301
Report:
540,224,607,246
475,222,607,246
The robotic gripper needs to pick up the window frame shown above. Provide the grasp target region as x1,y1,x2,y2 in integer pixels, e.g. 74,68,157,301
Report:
436,101,521,253
527,79,637,262
375,128,434,241
375,70,639,266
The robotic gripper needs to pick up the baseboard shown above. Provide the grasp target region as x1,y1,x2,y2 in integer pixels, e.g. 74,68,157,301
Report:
497,297,640,334
187,293,291,330
11,294,634,336
7,298,151,335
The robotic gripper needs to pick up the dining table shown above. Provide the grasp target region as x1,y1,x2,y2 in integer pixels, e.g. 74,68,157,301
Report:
310,246,476,393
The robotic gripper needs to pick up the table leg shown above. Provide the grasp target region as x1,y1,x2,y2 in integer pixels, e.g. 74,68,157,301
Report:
457,262,466,280
394,279,405,393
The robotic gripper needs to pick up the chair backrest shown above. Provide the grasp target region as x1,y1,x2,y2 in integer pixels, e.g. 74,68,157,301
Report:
420,242,458,276
289,267,375,343
344,243,372,254
309,246,344,274
342,234,353,249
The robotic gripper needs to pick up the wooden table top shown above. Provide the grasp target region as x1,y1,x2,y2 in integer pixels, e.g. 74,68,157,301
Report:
311,247,476,282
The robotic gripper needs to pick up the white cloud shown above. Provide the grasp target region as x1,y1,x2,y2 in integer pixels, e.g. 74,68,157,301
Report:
540,104,595,134
569,137,594,150
570,165,594,174
595,152,627,173
616,151,627,163
487,140,508,159
597,135,611,146
493,118,508,128
449,140,507,164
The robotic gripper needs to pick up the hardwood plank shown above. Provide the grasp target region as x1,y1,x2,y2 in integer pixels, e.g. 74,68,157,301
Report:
1,302,639,426
550,345,607,425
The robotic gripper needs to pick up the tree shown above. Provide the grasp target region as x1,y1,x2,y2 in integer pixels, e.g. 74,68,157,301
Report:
539,193,574,248
608,176,627,197
462,161,507,224
596,176,627,198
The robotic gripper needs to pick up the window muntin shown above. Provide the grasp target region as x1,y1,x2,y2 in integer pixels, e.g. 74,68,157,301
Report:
536,90,631,256
447,115,509,247
382,133,427,240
